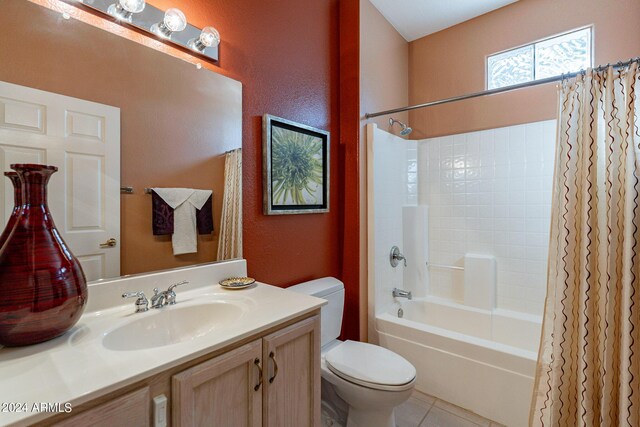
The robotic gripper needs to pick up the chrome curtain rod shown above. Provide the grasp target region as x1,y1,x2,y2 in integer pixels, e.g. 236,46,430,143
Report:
364,57,640,119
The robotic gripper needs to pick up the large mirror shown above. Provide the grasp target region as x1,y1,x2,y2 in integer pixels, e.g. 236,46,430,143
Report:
0,0,242,282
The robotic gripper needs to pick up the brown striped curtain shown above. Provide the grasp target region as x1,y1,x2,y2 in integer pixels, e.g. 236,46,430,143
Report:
531,61,640,427
217,148,242,260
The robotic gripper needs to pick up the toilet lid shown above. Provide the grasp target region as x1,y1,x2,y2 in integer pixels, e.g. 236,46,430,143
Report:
325,340,416,389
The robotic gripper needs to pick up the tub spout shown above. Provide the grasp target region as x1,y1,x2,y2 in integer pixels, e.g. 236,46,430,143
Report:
392,288,412,300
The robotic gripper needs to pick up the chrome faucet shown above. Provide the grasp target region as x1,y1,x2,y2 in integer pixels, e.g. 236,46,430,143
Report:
392,288,412,300
122,291,149,313
151,280,190,309
150,288,166,309
390,246,407,267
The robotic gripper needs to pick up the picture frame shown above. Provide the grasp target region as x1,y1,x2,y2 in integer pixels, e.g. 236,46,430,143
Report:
262,114,330,215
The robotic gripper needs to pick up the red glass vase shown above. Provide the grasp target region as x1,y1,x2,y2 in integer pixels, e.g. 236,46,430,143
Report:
0,164,87,346
0,172,22,251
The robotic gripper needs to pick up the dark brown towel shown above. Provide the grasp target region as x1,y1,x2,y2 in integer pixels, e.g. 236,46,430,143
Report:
152,191,173,235
197,195,214,234
152,191,213,235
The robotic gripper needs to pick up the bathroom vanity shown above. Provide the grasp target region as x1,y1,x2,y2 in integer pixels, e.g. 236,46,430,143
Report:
0,260,325,427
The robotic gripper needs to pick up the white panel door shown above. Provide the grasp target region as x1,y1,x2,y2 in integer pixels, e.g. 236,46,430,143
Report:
0,81,120,281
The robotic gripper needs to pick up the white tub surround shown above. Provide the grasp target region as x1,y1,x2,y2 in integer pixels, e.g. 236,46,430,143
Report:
366,122,555,426
377,297,541,427
366,123,417,342
0,259,325,427
418,120,556,314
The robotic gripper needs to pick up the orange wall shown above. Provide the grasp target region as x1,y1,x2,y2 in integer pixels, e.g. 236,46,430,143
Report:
359,0,408,340
2,0,362,339
360,0,409,131
408,0,640,138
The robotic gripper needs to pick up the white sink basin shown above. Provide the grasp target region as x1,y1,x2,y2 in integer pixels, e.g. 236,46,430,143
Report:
103,302,244,351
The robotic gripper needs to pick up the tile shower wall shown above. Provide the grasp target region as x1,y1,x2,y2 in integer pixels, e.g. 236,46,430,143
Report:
418,120,556,314
369,125,416,319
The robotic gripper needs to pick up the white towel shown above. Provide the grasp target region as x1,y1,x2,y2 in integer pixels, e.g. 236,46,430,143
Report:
153,188,213,255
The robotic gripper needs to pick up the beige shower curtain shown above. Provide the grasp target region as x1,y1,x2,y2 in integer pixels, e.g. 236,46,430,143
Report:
217,148,242,260
531,62,640,426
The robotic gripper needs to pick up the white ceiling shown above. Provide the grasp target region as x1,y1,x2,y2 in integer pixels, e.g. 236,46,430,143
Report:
368,0,519,42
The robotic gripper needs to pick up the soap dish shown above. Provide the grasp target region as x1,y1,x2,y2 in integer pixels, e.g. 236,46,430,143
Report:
219,277,256,290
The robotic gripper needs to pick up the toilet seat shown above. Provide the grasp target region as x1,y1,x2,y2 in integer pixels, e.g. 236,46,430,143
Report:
325,340,416,392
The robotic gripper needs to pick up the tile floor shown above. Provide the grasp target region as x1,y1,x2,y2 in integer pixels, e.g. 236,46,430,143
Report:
395,391,506,427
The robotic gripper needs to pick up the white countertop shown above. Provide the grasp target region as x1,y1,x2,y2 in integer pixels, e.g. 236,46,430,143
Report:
0,261,325,426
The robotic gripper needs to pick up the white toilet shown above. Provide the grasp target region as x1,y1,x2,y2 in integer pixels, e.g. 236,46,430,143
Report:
289,277,416,427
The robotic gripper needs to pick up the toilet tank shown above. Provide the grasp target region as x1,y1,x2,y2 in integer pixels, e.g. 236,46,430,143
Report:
287,277,344,347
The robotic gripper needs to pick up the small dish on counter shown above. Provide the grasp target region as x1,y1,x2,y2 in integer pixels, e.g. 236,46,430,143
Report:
219,277,256,290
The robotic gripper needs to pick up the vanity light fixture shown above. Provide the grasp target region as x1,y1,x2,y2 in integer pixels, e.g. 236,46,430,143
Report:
151,8,187,39
70,0,220,62
107,0,146,21
188,26,221,52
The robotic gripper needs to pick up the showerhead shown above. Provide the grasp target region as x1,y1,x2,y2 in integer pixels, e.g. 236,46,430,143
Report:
400,126,413,136
389,118,412,136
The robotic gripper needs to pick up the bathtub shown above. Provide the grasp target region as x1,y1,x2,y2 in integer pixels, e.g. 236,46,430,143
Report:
376,296,542,427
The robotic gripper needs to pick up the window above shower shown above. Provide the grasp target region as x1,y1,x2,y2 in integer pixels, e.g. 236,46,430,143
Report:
486,27,593,90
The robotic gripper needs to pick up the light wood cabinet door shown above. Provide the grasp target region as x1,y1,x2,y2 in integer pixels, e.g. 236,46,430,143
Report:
53,387,150,427
262,315,321,427
172,339,263,427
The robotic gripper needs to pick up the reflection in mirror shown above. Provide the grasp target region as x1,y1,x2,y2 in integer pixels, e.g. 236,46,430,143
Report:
0,0,242,283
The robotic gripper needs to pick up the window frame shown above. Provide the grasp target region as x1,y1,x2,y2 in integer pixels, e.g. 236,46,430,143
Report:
485,25,594,90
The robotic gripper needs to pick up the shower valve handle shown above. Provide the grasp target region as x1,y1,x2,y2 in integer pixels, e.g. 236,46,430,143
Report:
390,246,407,267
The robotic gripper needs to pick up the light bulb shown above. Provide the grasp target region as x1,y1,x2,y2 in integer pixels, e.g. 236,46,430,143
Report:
107,0,145,20
163,8,187,32
199,27,220,48
119,0,145,13
189,26,220,52
152,8,187,39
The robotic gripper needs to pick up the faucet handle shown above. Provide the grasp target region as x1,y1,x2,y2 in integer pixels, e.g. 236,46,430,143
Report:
123,290,146,299
390,246,408,268
122,291,149,313
168,280,189,292
166,280,189,305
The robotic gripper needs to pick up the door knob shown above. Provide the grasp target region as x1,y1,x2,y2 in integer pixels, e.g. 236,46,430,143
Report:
100,238,117,248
